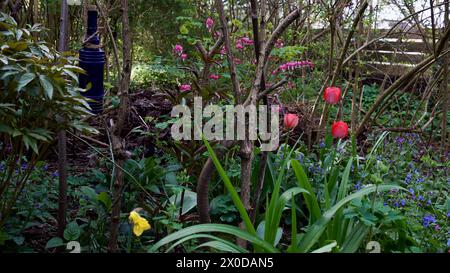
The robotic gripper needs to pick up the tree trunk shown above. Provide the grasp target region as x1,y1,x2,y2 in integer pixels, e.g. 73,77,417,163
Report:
441,0,449,154
108,0,132,252
57,0,69,239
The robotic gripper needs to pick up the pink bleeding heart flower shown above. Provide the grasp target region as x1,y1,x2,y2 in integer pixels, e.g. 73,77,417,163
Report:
180,53,187,61
275,39,284,48
173,44,183,55
236,42,244,50
179,84,191,92
240,37,254,45
209,74,220,80
206,17,214,29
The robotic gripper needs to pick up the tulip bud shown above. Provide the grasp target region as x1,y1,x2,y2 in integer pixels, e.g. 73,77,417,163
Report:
331,121,349,139
323,86,342,105
284,113,299,129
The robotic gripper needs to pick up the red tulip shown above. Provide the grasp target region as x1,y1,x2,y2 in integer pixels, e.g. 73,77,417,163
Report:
284,113,299,129
323,86,341,105
332,121,349,139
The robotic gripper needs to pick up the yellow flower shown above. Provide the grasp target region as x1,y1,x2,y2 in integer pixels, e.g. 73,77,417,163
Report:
129,211,151,236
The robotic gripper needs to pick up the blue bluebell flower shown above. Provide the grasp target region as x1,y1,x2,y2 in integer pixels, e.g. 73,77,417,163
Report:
422,214,436,228
395,137,405,146
400,199,406,206
404,172,412,184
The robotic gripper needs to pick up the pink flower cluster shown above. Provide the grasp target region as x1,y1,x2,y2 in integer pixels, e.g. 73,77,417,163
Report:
173,44,183,55
239,37,254,45
206,17,214,29
275,39,284,48
236,37,254,50
179,84,191,92
173,44,187,61
272,60,314,75
209,74,220,80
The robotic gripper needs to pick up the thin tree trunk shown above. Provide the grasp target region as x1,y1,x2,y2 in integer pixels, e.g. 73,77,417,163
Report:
31,0,39,40
57,0,69,239
441,0,449,154
249,0,268,225
108,0,132,252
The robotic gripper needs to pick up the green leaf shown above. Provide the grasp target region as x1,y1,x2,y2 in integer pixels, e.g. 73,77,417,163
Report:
340,223,370,253
39,75,53,99
202,136,256,236
256,221,282,247
149,224,278,253
80,186,98,201
45,237,64,249
17,72,35,91
22,134,39,154
287,195,298,253
63,222,81,241
97,192,111,211
168,234,247,253
311,241,337,253
169,190,197,216
194,241,243,253
0,124,13,134
291,160,321,222
332,157,353,241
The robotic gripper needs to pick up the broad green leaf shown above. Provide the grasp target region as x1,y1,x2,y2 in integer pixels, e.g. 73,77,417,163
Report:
45,237,64,249
39,75,53,99
167,234,247,253
256,221,282,247
169,190,197,216
63,222,81,241
311,241,337,253
291,160,321,222
193,241,245,253
149,224,278,253
17,72,35,91
97,192,111,211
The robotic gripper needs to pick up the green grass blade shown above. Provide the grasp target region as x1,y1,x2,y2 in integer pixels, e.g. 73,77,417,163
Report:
291,159,321,222
202,136,256,235
167,234,247,253
149,223,279,253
